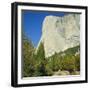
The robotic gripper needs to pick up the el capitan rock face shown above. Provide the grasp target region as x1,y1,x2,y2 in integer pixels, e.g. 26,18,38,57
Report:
36,14,80,58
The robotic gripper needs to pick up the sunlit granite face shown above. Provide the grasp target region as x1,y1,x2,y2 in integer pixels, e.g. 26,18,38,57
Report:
36,14,80,58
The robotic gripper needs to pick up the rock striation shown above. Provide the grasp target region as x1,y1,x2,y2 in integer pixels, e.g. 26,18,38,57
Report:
36,14,80,58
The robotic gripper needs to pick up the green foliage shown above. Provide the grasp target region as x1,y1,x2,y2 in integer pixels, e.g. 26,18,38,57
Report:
22,37,35,77
47,53,61,71
23,34,80,77
45,61,53,76
75,54,80,71
36,43,45,60
60,55,76,72
33,43,47,76
23,39,48,77
34,60,47,76
46,47,80,74
63,45,80,55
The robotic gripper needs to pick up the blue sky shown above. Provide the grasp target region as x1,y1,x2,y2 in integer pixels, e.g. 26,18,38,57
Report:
22,10,68,47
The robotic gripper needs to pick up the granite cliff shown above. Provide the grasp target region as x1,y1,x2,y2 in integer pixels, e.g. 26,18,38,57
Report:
36,14,80,58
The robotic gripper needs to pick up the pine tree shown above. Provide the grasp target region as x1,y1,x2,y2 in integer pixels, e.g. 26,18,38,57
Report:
34,43,48,76
22,34,35,77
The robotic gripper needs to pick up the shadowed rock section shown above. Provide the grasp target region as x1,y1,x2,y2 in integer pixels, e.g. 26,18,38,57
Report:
36,14,80,58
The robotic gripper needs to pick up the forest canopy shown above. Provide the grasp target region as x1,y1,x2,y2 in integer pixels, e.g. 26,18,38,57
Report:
22,35,80,77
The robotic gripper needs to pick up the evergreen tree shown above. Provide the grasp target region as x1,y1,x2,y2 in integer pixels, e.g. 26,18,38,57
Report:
34,43,48,76
22,34,35,77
